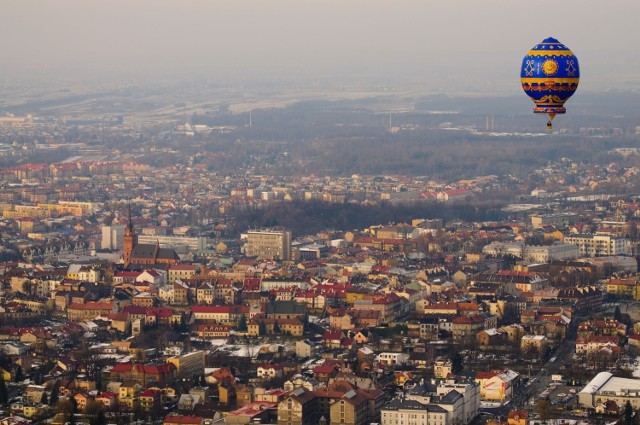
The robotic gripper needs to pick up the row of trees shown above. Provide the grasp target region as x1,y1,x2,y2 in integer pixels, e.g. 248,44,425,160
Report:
229,199,504,237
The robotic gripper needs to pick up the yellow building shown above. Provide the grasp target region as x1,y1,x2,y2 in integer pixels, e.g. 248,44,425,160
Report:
433,360,452,379
329,392,370,425
74,392,92,411
248,317,304,337
344,289,371,305
375,225,416,240
140,389,162,413
0,368,12,381
605,278,640,300
118,384,140,411
13,299,47,314
394,371,413,387
76,378,97,392
23,404,46,419
520,335,548,357
167,351,205,379
508,409,528,425
277,388,316,425
3,209,49,219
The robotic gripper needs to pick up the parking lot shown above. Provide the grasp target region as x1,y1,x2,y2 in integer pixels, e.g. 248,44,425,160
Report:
539,382,582,411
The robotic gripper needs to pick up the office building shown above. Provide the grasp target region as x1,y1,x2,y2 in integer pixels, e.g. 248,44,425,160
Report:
245,228,292,260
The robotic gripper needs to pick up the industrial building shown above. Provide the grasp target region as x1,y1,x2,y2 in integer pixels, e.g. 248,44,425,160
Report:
578,372,640,409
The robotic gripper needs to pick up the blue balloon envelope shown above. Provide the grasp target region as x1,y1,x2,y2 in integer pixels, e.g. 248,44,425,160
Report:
521,37,580,130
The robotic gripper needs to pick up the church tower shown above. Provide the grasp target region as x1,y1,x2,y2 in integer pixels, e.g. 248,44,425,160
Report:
123,203,137,267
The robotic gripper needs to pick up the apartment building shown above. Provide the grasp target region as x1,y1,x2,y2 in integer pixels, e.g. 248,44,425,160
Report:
245,228,292,260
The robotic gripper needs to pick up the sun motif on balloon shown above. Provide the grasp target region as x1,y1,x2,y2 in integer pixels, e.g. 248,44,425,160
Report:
542,59,559,76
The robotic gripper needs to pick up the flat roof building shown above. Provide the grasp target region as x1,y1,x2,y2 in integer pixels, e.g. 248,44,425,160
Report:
563,234,630,257
579,372,640,409
245,228,292,260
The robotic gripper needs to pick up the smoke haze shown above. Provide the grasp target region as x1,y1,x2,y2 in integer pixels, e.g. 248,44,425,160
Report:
1,0,639,92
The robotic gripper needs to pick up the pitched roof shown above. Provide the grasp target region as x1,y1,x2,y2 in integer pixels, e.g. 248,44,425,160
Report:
190,305,248,314
131,244,180,261
68,301,115,311
163,415,204,425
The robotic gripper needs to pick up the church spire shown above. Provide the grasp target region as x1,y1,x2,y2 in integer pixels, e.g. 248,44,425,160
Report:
127,202,134,234
123,201,136,268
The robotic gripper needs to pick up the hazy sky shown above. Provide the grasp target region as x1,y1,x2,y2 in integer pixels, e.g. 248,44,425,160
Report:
2,0,639,93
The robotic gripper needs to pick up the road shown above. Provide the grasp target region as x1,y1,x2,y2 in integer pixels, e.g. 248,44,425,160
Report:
480,337,576,418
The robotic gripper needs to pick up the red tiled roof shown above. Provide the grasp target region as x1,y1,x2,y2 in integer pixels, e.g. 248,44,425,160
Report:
577,335,618,344
170,264,198,271
475,371,497,380
148,307,173,318
114,271,142,278
68,301,115,310
313,365,337,374
123,305,148,315
96,391,118,399
8,327,47,337
258,364,282,370
453,315,484,324
323,331,343,340
163,415,204,425
111,363,133,373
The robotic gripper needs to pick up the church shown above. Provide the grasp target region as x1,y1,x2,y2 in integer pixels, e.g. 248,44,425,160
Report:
123,208,180,269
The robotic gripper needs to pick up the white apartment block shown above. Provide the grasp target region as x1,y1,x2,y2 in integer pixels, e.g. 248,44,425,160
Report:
137,235,207,252
523,243,579,263
378,352,410,367
482,242,523,257
101,224,125,250
403,378,480,425
436,380,480,425
382,399,448,425
563,234,630,257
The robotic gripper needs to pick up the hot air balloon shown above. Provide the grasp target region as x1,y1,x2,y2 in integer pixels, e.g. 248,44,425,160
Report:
521,37,580,130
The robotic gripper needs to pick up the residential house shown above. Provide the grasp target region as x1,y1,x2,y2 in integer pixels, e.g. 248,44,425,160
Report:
329,389,370,425
520,335,548,358
576,336,621,357
474,370,519,401
277,387,317,425
257,364,283,380
378,353,409,367
434,360,452,379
